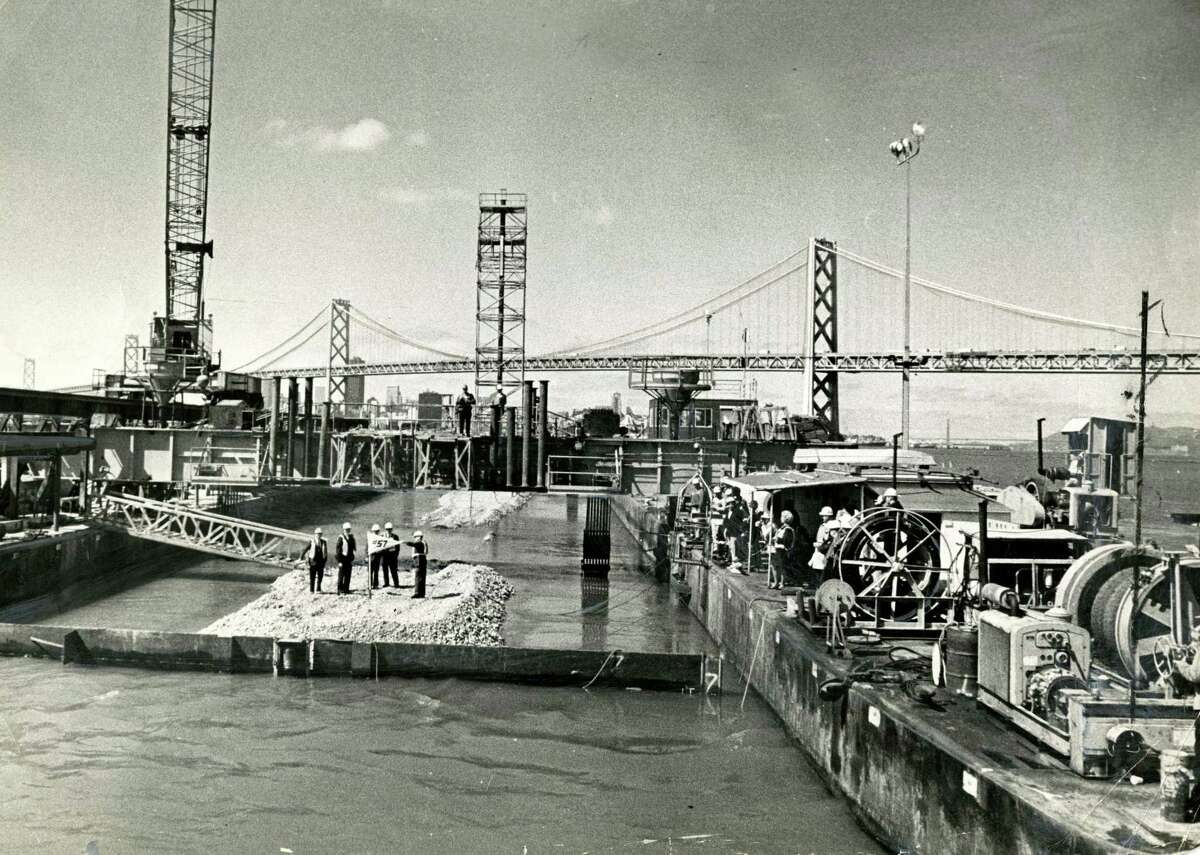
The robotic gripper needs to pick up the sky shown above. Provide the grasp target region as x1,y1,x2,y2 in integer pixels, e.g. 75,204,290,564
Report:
0,0,1197,438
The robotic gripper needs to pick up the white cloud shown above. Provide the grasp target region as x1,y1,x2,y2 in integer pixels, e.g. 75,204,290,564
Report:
405,129,429,147
595,205,614,226
380,186,473,207
266,118,391,153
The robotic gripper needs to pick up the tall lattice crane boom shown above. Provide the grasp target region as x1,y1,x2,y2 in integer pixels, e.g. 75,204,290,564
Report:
156,0,216,367
142,0,218,408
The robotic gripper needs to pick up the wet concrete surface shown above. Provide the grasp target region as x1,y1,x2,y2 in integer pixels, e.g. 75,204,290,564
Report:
30,491,714,655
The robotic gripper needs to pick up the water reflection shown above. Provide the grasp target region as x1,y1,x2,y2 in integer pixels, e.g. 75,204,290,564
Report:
580,576,609,650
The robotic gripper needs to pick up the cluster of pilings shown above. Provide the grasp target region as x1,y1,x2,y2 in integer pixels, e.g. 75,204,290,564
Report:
491,379,550,490
261,377,554,489
263,377,323,480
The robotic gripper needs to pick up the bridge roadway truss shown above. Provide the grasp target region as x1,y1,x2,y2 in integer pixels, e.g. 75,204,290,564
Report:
252,350,1200,379
92,492,311,568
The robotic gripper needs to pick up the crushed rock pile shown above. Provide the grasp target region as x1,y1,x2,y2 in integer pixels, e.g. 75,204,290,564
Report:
201,563,515,646
421,490,531,529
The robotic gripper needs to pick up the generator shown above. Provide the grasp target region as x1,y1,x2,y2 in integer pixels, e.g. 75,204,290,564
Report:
977,610,1091,755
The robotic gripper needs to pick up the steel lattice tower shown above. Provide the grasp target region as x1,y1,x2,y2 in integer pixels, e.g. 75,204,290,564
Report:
809,238,840,435
326,299,351,404
160,0,216,362
474,191,527,401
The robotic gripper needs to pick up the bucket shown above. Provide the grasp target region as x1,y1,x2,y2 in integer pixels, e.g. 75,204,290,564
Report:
944,626,979,698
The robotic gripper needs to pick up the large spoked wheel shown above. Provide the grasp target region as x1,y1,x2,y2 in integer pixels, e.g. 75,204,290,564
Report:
832,508,951,623
1112,559,1200,687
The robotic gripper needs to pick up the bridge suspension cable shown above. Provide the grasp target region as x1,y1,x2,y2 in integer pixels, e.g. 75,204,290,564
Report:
229,307,328,373
835,246,1200,343
346,306,468,360
546,248,808,356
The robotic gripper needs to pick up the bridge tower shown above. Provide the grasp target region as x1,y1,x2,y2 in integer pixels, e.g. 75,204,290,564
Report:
806,238,840,435
474,190,527,404
326,299,351,405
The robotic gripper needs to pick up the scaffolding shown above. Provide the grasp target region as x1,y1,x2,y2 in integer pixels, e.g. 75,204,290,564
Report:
474,190,527,405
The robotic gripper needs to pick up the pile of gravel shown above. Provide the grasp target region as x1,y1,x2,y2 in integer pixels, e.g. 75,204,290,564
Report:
202,563,515,647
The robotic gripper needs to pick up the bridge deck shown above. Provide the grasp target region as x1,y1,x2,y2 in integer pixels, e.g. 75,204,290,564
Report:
251,350,1200,378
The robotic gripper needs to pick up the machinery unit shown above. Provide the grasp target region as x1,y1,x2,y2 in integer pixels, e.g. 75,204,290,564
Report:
977,610,1091,754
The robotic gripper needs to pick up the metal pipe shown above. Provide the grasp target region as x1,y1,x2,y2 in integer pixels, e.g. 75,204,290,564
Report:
303,377,314,477
49,452,61,532
489,403,502,482
521,380,533,489
536,380,548,490
977,499,990,588
1036,417,1046,477
505,406,516,489
1131,290,1150,714
891,431,901,492
269,377,281,479
901,158,911,450
286,378,298,478
317,401,331,480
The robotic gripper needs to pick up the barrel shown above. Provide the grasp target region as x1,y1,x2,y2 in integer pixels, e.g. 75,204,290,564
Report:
1160,749,1200,822
944,626,979,698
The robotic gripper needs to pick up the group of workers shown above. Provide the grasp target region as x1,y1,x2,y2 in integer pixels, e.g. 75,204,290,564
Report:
680,475,906,590
302,522,429,598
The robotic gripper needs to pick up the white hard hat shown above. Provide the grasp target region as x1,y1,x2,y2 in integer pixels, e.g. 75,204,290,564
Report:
371,524,380,532
884,488,898,498
314,527,322,535
781,510,795,524
342,522,351,530
819,506,834,517
384,522,394,530
412,530,424,539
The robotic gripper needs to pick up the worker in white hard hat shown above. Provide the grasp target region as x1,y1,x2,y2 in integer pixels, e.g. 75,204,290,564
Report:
335,522,356,594
769,510,796,589
879,487,902,509
305,527,328,593
402,530,429,598
810,505,840,573
367,523,386,589
381,522,401,587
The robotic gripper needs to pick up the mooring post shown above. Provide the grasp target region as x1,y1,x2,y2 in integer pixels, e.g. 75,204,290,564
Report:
269,377,281,479
537,380,548,491
505,406,517,489
303,376,314,477
521,380,534,489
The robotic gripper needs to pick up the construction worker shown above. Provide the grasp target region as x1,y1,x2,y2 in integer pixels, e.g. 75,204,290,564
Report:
305,527,328,593
725,490,749,572
455,385,476,436
709,485,727,563
403,530,429,598
335,522,356,594
880,487,903,509
770,511,796,589
367,523,386,589
382,522,401,587
809,506,837,572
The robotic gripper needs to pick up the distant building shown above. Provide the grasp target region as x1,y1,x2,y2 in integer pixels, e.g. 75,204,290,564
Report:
344,357,365,405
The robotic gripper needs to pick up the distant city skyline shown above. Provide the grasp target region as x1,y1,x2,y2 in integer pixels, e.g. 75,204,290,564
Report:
1,0,1197,435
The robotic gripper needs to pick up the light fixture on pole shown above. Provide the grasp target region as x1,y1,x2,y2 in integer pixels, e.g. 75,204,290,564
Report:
888,121,925,449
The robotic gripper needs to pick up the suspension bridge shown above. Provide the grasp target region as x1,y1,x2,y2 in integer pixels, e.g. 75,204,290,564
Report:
238,237,1200,431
